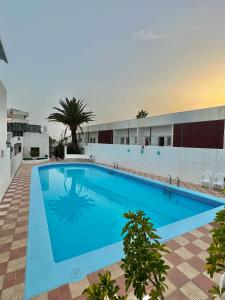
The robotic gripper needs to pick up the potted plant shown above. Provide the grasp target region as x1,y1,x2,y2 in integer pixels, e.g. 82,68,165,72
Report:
121,211,170,300
83,210,169,300
206,207,225,299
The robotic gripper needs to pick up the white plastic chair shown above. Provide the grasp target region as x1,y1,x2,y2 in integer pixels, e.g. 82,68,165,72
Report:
212,174,225,190
201,171,213,188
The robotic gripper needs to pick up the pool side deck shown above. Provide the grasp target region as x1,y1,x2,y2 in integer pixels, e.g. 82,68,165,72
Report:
0,162,224,300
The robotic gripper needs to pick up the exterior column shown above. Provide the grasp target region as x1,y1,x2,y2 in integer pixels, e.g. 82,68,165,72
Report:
171,124,174,147
136,127,139,145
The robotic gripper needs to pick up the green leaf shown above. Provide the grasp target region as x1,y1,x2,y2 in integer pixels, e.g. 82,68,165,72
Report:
122,210,170,300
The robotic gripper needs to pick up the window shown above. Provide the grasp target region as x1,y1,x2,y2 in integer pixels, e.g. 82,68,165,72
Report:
121,137,129,144
134,137,137,144
158,137,165,146
120,137,125,144
145,137,150,146
30,147,40,157
167,136,172,146
89,137,96,143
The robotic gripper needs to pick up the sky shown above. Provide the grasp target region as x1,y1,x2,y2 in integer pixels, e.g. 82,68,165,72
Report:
1,0,225,139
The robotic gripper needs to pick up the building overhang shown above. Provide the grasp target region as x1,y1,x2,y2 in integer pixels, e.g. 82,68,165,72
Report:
81,106,225,133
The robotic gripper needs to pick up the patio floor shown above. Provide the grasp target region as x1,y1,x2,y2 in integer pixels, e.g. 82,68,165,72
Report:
0,162,224,300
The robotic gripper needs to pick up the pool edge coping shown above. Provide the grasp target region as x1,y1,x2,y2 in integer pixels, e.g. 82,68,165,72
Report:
24,162,225,299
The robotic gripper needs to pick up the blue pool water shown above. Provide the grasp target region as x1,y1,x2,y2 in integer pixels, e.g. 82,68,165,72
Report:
39,164,220,263
25,163,224,299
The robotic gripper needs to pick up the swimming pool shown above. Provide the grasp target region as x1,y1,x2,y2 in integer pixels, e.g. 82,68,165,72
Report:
25,163,225,299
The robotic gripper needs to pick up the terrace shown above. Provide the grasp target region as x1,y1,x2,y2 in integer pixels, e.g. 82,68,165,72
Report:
1,3,225,299
0,161,224,300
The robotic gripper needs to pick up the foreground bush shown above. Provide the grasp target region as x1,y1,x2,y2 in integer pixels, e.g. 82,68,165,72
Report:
83,210,170,300
121,211,170,300
83,271,127,300
67,142,81,154
206,208,225,299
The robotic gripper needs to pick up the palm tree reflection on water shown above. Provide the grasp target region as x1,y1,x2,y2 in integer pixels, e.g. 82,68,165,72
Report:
47,169,94,225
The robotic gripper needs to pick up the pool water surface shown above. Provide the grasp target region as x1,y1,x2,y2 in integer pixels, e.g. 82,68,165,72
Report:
25,163,224,299
39,164,219,262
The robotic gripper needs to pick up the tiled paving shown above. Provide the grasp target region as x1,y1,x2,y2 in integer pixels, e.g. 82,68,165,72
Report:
0,162,224,300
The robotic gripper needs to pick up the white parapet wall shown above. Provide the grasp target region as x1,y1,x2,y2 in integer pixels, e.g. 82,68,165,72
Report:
11,152,22,177
84,143,225,184
0,81,11,201
64,145,90,161
0,148,11,201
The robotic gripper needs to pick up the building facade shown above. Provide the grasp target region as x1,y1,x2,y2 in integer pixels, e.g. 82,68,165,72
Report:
79,106,225,149
7,108,49,159
0,39,11,200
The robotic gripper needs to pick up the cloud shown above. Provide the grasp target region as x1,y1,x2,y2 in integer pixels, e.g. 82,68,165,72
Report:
132,30,160,41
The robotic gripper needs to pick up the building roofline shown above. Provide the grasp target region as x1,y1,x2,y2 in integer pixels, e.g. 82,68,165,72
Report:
7,108,29,118
81,105,225,132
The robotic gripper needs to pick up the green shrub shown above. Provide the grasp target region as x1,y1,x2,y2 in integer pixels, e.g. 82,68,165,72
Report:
206,207,225,299
121,211,170,300
83,210,169,300
54,142,64,159
83,271,127,300
67,143,81,154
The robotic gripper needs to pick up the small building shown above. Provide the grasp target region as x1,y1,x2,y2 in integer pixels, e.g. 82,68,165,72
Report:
7,108,49,160
79,106,225,149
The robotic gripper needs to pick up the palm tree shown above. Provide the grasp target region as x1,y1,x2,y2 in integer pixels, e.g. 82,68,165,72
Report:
47,98,95,152
48,170,94,224
136,110,148,119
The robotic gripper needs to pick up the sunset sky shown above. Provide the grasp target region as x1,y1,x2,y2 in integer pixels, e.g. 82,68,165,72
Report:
1,0,225,139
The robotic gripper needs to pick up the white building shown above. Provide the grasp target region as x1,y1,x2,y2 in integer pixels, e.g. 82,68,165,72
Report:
0,38,49,201
79,106,225,149
0,40,11,200
7,108,49,160
0,80,11,200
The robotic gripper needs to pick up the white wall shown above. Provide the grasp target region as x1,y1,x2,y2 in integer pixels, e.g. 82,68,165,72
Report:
9,136,23,157
0,81,11,201
11,152,22,177
84,143,225,184
0,81,7,153
22,158,49,164
23,132,49,158
0,147,11,201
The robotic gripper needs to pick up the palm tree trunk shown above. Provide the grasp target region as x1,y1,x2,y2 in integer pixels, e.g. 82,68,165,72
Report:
71,128,78,150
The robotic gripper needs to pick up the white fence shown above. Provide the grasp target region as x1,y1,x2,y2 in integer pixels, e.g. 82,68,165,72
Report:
22,158,49,165
0,148,11,201
11,152,22,177
0,149,23,202
84,143,225,184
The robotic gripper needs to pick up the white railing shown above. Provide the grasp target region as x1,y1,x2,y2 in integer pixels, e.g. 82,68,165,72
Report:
0,148,11,201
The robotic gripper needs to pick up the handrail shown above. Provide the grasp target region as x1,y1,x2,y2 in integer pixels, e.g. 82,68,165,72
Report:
167,175,172,185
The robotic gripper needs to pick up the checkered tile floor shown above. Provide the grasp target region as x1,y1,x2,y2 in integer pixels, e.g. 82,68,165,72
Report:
0,163,224,300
